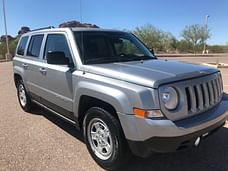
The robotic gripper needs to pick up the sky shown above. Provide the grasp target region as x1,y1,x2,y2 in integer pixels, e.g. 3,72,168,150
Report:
0,0,227,45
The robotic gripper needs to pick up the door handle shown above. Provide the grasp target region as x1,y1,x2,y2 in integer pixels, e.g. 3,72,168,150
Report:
22,63,28,69
39,68,47,75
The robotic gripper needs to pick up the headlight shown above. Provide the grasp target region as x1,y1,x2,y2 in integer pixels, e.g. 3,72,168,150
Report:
161,87,178,110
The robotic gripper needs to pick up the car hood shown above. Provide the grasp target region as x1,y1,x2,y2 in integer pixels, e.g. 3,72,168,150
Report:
82,59,218,88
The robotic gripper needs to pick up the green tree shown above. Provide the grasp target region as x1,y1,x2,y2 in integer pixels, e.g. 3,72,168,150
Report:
133,24,174,53
209,45,228,53
0,37,19,59
181,24,210,53
9,37,19,55
167,36,180,53
177,40,193,53
0,42,6,59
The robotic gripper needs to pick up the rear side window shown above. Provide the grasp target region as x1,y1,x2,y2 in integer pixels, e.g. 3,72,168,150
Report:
43,34,72,60
16,36,29,56
27,35,44,58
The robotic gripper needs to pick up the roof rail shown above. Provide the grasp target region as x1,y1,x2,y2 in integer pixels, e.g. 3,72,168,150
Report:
31,26,55,32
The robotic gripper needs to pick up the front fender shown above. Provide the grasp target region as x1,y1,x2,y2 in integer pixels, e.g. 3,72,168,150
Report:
73,81,132,117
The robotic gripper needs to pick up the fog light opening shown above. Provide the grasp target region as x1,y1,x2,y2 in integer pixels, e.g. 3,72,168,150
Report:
194,137,201,146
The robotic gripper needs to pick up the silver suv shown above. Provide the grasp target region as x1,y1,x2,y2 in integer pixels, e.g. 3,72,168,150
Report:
13,27,228,170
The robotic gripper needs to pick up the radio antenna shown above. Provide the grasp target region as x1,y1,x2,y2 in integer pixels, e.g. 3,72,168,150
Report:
79,0,85,64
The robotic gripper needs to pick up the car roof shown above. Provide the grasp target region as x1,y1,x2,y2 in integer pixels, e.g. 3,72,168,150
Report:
21,27,126,37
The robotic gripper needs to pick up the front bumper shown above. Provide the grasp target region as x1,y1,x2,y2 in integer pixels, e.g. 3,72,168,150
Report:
118,93,228,157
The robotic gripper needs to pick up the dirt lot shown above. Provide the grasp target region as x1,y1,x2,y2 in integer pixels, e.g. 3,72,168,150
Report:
0,60,228,171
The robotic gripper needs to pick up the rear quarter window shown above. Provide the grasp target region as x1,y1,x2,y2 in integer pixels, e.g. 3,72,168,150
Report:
16,36,29,56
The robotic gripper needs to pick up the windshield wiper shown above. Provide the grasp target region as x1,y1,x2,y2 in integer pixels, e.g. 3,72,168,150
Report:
84,54,156,64
85,57,119,64
139,55,156,60
117,54,155,61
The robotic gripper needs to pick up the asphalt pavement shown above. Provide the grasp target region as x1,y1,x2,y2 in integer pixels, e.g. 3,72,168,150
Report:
0,61,228,171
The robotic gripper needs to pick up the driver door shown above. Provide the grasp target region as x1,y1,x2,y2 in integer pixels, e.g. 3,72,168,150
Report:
37,33,74,120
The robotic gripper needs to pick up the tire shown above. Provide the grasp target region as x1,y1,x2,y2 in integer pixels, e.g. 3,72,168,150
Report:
83,107,131,170
17,79,34,112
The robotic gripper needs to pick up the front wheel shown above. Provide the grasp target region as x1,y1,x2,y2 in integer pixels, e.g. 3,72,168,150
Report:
83,107,131,170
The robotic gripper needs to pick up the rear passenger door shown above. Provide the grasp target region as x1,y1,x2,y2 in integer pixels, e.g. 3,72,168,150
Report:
36,33,74,120
23,34,45,95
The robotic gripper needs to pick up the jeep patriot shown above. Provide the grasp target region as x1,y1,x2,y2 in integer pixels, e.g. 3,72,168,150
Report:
13,27,228,170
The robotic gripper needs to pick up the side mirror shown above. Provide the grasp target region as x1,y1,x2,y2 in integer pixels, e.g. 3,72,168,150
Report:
150,49,155,56
47,51,69,65
150,49,157,59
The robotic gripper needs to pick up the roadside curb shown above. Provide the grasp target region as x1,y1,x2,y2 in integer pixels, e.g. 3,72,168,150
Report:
0,59,11,63
201,63,228,68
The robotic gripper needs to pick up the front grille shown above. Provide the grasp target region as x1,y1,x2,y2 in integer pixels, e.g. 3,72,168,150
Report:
185,75,223,114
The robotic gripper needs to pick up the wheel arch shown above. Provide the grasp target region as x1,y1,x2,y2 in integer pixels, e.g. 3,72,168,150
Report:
14,73,23,87
74,83,133,128
77,95,123,129
13,64,28,90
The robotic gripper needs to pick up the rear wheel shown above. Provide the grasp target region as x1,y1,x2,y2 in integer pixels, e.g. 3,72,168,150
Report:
83,107,131,170
17,80,34,112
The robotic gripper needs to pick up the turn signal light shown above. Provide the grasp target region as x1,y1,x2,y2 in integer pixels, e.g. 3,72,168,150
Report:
133,108,164,119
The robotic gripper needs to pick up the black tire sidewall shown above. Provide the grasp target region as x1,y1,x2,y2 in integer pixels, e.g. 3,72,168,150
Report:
17,80,32,112
84,107,129,170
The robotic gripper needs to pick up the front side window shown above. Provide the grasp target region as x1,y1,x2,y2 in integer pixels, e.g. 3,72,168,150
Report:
43,34,72,61
16,36,29,56
74,31,155,64
27,35,44,57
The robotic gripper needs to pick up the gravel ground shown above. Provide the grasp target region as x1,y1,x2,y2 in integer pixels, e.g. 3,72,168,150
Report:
0,61,228,171
0,62,102,171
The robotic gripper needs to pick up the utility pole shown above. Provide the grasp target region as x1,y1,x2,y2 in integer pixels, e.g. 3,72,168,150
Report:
203,15,209,54
2,0,10,61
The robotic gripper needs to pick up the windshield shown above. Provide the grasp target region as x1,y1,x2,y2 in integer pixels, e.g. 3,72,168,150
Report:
74,31,155,64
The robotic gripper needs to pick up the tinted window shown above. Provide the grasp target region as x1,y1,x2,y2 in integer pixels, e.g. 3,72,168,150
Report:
27,35,44,57
44,34,72,61
75,33,113,63
17,36,29,56
74,31,154,64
